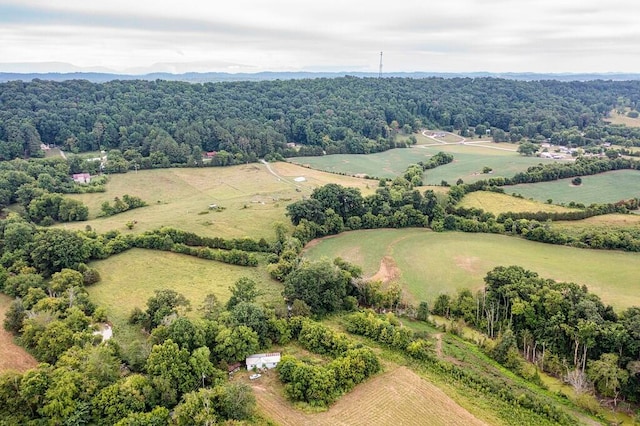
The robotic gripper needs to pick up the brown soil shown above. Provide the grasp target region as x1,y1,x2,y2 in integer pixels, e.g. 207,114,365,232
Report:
369,256,401,284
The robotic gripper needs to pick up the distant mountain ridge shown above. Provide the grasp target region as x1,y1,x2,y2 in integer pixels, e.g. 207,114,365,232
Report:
2,71,640,83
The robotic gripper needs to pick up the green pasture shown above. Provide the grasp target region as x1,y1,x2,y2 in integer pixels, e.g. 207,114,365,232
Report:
88,249,282,325
289,142,550,185
458,191,576,214
505,170,640,204
60,162,373,240
304,229,640,309
288,148,434,179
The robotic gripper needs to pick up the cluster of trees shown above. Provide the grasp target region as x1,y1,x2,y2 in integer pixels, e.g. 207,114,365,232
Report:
286,182,445,243
2,275,287,424
403,151,454,186
0,157,96,223
99,194,146,217
345,311,433,360
277,317,381,406
0,215,277,281
2,77,639,166
432,265,640,404
27,192,88,225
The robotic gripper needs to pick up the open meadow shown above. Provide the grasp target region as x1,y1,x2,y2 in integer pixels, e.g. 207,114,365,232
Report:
289,137,553,185
62,162,375,239
304,229,640,309
458,191,577,214
505,169,640,204
607,109,640,127
0,295,38,373
88,249,282,325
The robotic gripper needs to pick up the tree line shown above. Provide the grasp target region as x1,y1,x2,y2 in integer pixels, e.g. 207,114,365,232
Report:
431,265,640,405
2,77,640,166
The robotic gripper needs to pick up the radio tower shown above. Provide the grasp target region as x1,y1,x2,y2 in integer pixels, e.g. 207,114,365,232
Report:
378,51,383,79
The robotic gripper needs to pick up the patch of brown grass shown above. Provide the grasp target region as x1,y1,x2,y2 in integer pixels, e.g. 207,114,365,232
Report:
0,295,38,373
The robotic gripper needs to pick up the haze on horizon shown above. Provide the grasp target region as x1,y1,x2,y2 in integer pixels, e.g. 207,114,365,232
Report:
1,0,639,75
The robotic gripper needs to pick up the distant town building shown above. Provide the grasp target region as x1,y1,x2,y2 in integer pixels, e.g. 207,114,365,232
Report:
246,352,281,371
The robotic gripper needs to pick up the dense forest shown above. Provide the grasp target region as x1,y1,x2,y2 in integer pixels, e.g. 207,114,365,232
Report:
1,77,640,168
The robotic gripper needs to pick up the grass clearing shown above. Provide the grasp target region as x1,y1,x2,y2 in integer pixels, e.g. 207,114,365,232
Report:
289,148,435,179
304,229,640,309
0,294,38,373
505,170,640,204
607,109,640,127
289,141,552,185
60,162,373,239
249,365,488,426
459,191,577,214
88,249,281,325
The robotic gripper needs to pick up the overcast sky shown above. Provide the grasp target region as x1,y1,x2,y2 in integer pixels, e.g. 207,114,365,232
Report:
1,0,639,74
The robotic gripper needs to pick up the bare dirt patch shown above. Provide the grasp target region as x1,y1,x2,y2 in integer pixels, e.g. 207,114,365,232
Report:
253,366,487,426
454,255,482,273
369,256,401,284
0,295,38,373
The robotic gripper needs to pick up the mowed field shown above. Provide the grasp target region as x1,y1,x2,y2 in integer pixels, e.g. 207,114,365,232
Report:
0,294,38,373
62,162,374,239
250,366,489,426
458,191,577,214
304,229,640,309
289,137,553,185
88,249,282,324
505,170,640,204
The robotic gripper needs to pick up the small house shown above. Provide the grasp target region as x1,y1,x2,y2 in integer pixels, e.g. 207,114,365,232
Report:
204,151,218,158
72,173,91,184
246,352,281,371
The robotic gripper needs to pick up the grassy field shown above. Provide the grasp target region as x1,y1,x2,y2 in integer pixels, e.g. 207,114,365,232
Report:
504,170,640,204
458,191,577,214
0,294,38,373
289,137,551,185
304,229,640,309
248,366,489,426
289,147,436,179
61,162,375,240
607,109,640,127
88,249,282,325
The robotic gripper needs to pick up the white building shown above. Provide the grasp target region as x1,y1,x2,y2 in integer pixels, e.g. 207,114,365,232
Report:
246,352,281,371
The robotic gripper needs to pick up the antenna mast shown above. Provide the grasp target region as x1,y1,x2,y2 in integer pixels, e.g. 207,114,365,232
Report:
378,51,383,78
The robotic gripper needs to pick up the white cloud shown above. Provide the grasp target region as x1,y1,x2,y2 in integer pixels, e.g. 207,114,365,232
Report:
0,0,639,73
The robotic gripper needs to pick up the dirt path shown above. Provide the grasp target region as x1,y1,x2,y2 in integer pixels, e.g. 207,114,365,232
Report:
368,256,401,283
433,333,444,358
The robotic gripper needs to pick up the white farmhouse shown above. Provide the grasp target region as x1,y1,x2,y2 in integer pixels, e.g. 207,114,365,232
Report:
246,352,281,371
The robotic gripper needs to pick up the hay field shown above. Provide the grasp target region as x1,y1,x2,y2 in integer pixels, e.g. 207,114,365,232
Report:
250,366,488,426
458,191,576,214
61,162,373,239
0,294,38,373
304,229,640,309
